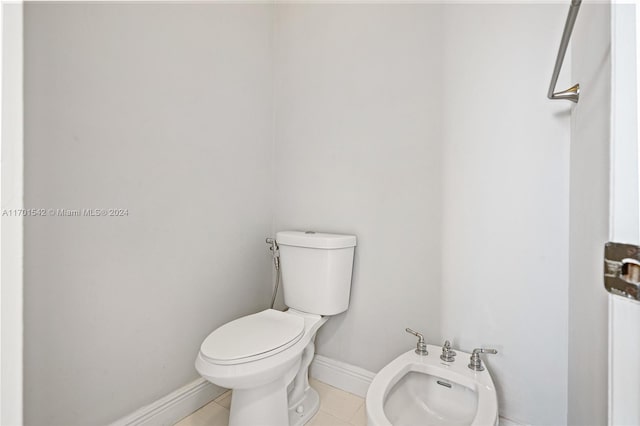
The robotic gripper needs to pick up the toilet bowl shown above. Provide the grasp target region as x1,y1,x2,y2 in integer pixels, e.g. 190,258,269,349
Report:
196,309,327,426
195,231,357,426
366,345,499,426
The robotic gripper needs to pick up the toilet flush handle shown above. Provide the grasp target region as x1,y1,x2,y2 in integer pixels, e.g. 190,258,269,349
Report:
405,328,428,356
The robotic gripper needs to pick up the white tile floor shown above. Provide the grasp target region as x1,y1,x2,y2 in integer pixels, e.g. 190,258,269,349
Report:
174,378,366,426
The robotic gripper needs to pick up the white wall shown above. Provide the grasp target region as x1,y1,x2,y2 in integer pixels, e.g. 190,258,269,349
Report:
273,3,444,373
568,3,611,425
1,3,24,425
440,5,571,424
23,4,274,425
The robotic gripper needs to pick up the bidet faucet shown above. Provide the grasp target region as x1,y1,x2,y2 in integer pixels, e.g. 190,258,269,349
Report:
440,340,456,362
468,348,498,371
405,328,428,356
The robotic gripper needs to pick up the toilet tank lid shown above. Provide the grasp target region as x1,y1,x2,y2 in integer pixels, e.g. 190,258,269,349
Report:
276,231,357,249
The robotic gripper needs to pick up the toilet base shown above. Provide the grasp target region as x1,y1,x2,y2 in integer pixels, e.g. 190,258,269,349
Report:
288,386,320,426
229,377,290,426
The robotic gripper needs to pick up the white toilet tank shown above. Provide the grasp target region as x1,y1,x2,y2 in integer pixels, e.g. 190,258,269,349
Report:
276,231,356,316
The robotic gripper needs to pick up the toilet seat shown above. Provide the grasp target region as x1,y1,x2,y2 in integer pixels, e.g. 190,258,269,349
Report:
200,309,305,365
196,310,327,389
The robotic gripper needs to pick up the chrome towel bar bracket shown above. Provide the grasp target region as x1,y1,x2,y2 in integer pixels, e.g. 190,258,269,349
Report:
548,0,582,103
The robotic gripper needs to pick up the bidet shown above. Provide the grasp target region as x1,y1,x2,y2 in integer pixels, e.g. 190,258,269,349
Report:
366,340,499,426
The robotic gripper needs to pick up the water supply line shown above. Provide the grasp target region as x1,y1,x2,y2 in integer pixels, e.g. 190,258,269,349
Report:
265,237,281,309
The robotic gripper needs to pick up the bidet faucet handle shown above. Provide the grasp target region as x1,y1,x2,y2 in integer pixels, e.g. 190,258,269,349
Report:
468,348,498,371
405,328,423,340
440,340,456,362
443,340,456,353
472,348,497,355
405,328,428,356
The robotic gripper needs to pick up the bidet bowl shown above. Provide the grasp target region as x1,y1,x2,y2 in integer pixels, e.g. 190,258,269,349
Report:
366,345,498,426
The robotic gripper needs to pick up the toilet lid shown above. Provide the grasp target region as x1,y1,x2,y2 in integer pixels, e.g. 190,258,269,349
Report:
200,309,305,364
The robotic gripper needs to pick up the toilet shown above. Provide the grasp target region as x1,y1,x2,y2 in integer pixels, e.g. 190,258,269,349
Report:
366,344,499,426
195,231,357,426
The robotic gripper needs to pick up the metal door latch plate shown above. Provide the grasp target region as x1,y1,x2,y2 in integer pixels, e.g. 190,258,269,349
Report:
604,242,640,301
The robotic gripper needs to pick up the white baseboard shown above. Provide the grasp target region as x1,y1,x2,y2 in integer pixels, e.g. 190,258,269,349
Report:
500,416,530,426
499,417,528,426
109,378,225,426
309,354,376,398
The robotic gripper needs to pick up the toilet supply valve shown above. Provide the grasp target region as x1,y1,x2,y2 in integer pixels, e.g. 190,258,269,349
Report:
440,340,456,362
405,328,428,356
468,348,498,371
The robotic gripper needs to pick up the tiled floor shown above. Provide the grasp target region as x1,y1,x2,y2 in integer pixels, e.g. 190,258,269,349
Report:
174,378,366,426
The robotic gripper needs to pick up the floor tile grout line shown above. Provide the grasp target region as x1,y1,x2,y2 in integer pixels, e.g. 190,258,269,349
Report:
346,400,364,424
213,401,228,411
